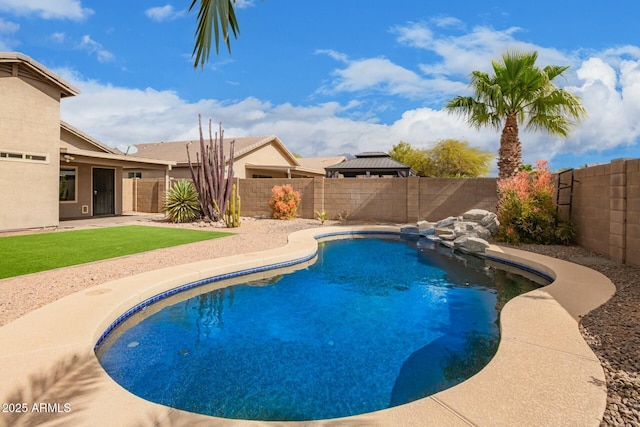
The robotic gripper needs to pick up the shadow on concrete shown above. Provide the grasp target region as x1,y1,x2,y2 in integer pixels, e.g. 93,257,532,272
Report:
1,353,102,427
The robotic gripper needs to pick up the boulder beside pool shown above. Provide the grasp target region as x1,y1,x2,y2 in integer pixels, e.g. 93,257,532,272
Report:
401,209,499,254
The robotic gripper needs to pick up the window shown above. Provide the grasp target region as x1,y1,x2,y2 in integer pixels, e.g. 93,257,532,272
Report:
128,171,142,178
59,168,77,202
0,150,48,163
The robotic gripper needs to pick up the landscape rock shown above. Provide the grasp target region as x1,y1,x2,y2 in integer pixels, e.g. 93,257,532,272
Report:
417,220,435,234
472,225,492,240
459,236,490,253
400,225,419,235
436,216,457,228
435,227,455,236
480,212,500,233
462,209,490,221
414,209,499,254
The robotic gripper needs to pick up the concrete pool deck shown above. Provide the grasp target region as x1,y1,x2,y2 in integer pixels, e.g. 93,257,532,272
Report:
0,225,615,426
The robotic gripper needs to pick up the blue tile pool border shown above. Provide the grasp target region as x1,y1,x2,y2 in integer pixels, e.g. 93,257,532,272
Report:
94,230,554,350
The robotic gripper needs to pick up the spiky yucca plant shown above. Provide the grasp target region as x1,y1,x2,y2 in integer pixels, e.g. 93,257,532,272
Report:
164,179,202,223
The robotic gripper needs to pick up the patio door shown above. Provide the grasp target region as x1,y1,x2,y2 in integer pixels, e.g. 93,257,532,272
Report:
93,168,115,216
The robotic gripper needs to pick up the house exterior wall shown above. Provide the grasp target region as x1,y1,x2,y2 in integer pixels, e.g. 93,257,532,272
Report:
234,143,296,178
125,142,298,180
60,127,102,152
0,65,61,231
58,163,123,219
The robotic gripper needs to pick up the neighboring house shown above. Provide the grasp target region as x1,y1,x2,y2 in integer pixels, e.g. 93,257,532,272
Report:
325,152,415,178
297,156,347,172
127,136,326,179
0,52,174,232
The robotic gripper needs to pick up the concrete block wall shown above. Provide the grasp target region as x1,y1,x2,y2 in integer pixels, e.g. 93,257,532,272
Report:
236,177,497,223
237,178,315,219
572,164,611,256
322,178,408,222
123,178,166,213
419,178,498,221
624,159,640,266
571,158,640,267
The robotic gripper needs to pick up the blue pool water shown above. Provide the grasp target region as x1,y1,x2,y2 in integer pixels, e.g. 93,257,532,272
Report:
97,237,545,421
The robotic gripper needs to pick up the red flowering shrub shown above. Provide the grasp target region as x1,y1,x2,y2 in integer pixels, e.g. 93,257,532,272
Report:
496,160,574,244
269,184,301,220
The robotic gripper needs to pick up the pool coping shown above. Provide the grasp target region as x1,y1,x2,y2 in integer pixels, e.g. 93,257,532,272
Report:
0,225,616,427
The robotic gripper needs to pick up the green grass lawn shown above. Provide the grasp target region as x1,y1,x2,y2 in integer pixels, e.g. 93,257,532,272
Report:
0,225,234,279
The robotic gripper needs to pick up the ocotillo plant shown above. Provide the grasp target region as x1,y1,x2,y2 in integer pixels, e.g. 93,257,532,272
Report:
186,116,236,222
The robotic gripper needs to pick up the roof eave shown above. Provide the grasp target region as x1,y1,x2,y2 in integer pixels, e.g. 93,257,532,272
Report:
0,52,80,97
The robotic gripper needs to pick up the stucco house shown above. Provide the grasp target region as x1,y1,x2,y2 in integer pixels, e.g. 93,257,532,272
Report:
0,52,174,232
127,137,329,179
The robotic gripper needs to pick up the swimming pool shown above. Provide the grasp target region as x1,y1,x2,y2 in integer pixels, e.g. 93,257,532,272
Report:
96,235,548,421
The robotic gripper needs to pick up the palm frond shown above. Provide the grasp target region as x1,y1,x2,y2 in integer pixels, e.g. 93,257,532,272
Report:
191,0,240,68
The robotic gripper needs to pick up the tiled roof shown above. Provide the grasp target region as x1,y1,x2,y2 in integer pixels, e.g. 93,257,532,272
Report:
325,153,411,171
296,156,347,170
0,52,79,97
131,135,294,165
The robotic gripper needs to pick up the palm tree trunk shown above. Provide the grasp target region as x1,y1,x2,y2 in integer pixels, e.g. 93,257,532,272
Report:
498,113,522,179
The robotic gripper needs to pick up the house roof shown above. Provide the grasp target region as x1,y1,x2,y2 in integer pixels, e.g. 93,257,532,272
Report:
325,152,412,172
132,135,299,166
297,156,347,170
0,52,79,97
60,121,174,168
61,121,119,155
59,146,176,167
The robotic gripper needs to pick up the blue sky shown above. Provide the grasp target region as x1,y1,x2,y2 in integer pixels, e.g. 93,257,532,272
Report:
1,0,639,173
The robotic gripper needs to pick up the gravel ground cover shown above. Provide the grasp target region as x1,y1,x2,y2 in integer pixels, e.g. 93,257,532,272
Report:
0,217,637,425
500,243,640,427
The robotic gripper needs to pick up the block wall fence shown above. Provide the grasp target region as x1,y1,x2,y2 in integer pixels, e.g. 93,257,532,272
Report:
126,176,498,223
123,157,640,267
569,158,640,267
235,177,499,223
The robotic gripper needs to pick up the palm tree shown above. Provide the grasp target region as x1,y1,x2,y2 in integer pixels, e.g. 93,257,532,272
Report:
445,51,586,179
190,0,240,68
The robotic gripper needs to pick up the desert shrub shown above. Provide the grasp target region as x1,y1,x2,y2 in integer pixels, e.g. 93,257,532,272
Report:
496,160,574,244
164,179,202,223
269,184,301,220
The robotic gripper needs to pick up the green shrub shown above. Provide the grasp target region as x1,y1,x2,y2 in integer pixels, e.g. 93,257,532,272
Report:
269,184,301,220
164,179,202,223
496,160,575,244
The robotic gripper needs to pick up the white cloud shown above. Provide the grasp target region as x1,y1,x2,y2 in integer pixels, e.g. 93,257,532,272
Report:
145,5,185,22
392,21,570,80
317,52,467,102
50,32,65,43
564,57,640,153
0,17,19,33
53,20,638,173
78,35,115,63
56,68,506,170
0,0,93,21
235,0,255,9
0,17,19,50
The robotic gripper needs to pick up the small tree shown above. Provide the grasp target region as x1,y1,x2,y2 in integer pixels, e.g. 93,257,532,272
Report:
424,139,492,177
496,160,574,244
187,116,236,222
389,140,492,177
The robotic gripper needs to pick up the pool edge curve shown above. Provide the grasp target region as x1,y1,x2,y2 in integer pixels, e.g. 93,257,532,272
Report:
0,225,615,427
